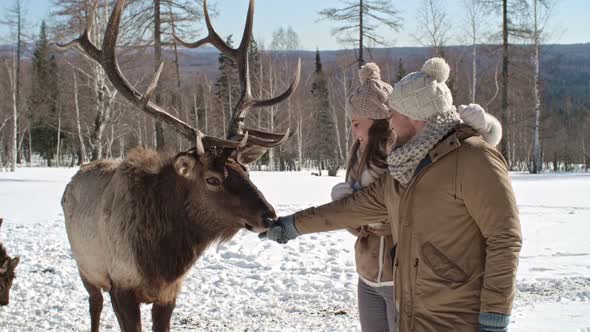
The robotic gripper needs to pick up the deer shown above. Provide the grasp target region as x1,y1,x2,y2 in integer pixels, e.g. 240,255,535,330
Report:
0,218,20,306
58,0,300,331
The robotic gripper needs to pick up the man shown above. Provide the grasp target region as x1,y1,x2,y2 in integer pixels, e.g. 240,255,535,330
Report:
261,58,521,332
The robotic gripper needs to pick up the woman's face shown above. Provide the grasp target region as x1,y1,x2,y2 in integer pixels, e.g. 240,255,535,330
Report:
351,114,375,151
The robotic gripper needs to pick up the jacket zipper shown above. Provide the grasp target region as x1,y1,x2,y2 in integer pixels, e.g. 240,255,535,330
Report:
398,159,433,329
377,236,385,284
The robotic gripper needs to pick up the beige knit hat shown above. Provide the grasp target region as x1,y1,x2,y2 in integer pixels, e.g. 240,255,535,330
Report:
388,57,454,121
345,63,393,120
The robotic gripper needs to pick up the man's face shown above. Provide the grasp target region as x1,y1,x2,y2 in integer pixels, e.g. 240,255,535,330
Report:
388,109,419,146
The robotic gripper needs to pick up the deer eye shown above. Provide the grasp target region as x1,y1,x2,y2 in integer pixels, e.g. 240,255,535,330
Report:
205,177,222,186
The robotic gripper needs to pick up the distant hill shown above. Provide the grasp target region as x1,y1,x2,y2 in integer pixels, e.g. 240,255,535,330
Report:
2,42,588,111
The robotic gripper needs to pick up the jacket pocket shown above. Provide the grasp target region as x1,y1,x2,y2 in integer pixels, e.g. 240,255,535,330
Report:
421,242,469,283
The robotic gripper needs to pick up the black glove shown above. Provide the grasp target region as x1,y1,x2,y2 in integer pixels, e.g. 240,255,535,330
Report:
258,215,300,244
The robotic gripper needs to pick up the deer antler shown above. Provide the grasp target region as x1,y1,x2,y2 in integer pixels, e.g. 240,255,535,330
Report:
175,0,301,146
56,0,248,154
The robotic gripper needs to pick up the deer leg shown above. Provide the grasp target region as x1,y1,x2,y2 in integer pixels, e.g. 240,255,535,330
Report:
109,287,141,332
151,299,176,332
81,276,103,332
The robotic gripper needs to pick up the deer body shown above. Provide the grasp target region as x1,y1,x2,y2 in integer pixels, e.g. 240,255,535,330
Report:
62,149,276,331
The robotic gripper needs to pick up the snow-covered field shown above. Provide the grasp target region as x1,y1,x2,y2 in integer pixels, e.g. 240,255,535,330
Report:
0,168,589,331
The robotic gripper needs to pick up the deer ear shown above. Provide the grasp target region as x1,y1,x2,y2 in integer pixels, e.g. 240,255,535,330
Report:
236,145,268,165
0,260,8,274
9,257,19,270
174,155,196,178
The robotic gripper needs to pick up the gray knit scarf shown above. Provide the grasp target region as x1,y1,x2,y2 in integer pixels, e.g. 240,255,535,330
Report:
387,109,461,184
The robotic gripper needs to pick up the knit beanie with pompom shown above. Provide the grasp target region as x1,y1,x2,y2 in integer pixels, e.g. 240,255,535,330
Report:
388,57,454,121
345,63,393,120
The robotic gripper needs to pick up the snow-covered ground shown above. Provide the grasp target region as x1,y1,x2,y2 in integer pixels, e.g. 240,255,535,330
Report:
0,168,589,331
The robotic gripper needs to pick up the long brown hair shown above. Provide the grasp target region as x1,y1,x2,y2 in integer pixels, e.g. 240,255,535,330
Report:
345,119,392,182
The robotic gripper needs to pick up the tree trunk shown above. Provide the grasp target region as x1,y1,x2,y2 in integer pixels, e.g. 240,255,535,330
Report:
90,74,107,161
153,0,166,151
7,60,17,172
136,112,143,147
531,0,542,174
56,107,62,167
471,43,477,103
582,132,587,172
204,81,210,134
297,105,303,171
500,0,511,167
193,94,199,129
27,126,32,164
342,70,352,159
73,72,87,165
267,67,276,171
15,0,23,165
328,81,344,163
119,135,125,159
358,0,364,68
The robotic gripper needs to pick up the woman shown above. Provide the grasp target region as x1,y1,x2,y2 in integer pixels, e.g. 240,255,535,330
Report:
332,63,502,332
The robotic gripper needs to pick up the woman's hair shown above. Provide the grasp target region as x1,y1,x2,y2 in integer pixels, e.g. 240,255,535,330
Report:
345,119,391,182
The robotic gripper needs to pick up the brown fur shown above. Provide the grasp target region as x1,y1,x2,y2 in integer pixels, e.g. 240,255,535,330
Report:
62,147,276,331
0,218,20,306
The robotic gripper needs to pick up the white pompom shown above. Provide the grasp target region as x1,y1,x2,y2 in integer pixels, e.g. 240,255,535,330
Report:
421,57,450,83
358,62,381,83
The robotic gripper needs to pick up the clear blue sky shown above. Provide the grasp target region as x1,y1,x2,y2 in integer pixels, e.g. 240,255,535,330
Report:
1,0,588,50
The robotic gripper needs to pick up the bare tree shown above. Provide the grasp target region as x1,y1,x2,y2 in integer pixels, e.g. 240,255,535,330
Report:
481,0,530,166
72,71,87,164
1,0,29,164
52,0,120,161
124,0,206,151
414,0,451,57
526,0,555,173
319,0,402,68
4,59,18,171
269,26,300,51
462,0,489,103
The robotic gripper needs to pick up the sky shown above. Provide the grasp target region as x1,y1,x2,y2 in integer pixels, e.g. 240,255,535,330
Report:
0,0,588,50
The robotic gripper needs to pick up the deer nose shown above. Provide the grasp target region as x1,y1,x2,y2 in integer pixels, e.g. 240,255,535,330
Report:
261,211,277,228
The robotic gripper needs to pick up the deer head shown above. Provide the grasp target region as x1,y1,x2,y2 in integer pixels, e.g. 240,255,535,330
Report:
0,219,20,306
169,147,275,232
58,0,300,231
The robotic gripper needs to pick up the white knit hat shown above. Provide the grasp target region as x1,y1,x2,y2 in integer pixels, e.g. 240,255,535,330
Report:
388,57,454,121
345,63,393,120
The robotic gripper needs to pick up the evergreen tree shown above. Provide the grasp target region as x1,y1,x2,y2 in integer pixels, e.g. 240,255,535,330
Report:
310,49,338,175
319,0,402,68
213,35,263,142
213,35,239,137
396,57,407,82
29,21,63,166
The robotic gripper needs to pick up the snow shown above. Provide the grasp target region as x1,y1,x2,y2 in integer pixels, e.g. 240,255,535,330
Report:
0,168,589,331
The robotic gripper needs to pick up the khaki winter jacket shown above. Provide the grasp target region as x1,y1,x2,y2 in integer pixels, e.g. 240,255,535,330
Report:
342,161,395,287
294,126,522,331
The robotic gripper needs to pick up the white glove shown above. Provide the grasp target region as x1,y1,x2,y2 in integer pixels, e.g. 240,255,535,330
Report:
458,104,490,133
458,104,503,147
331,182,353,201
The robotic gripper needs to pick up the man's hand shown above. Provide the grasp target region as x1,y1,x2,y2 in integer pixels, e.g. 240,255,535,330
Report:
479,312,510,332
258,215,300,244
